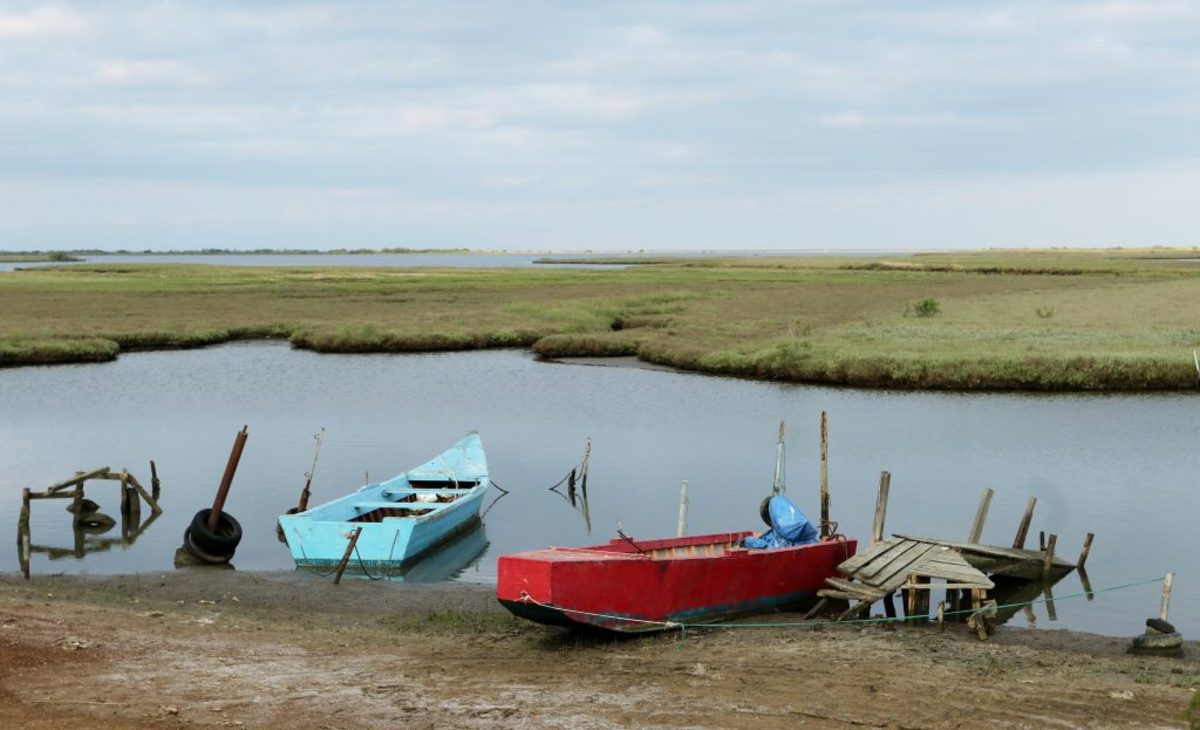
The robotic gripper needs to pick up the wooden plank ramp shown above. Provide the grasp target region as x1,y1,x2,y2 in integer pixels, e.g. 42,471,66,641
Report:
816,537,993,621
894,534,1076,579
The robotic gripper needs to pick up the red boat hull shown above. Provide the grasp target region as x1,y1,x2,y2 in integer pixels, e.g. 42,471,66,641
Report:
497,531,857,632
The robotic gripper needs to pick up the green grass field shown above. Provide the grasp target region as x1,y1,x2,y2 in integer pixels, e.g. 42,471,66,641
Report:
3,248,1200,390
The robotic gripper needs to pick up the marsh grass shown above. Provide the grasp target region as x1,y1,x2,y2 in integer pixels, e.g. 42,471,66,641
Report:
3,251,1200,390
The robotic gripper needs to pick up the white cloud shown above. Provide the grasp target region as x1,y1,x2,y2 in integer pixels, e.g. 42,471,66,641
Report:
0,7,87,39
96,60,211,87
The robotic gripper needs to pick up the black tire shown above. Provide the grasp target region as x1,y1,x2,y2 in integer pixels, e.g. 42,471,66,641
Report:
1146,617,1176,634
1131,631,1182,650
188,508,243,556
760,496,773,527
183,527,232,564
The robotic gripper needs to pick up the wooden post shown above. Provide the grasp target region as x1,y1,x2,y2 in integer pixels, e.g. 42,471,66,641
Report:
972,589,987,641
1044,584,1057,622
124,473,162,515
882,592,896,619
19,488,31,533
1012,497,1036,549
936,600,945,632
1077,532,1094,569
333,527,364,584
150,460,160,500
967,488,993,544
1039,530,1045,551
1078,566,1095,601
1041,534,1057,580
872,471,890,545
676,480,688,538
119,471,131,515
819,411,829,538
772,420,786,496
905,573,917,622
71,486,84,528
1160,573,1174,622
580,437,591,502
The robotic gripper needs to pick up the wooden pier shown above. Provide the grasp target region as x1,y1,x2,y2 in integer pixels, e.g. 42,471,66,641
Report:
812,477,1091,639
17,465,162,578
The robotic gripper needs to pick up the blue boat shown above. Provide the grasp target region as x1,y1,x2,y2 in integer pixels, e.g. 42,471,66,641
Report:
278,432,490,568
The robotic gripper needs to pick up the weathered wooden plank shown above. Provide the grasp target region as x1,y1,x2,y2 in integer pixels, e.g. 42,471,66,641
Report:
45,467,112,493
871,471,890,545
896,534,1074,565
967,488,994,544
862,543,937,588
838,537,905,574
817,589,858,601
823,577,886,601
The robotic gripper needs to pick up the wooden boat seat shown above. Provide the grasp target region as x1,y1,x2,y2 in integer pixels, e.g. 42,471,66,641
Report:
353,500,454,513
381,487,474,499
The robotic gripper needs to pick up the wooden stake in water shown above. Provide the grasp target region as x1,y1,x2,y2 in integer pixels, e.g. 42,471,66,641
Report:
819,412,829,538
872,471,890,545
1160,573,1174,622
1012,496,1036,549
772,421,786,496
967,488,993,544
676,480,689,538
334,527,363,585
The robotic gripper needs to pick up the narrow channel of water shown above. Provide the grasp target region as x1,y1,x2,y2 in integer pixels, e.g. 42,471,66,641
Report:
0,343,1194,636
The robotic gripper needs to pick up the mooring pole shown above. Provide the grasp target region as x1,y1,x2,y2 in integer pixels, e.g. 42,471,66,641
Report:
1160,572,1174,623
676,480,689,538
150,460,160,499
772,420,786,496
334,527,364,585
872,471,890,545
967,487,993,545
297,428,325,513
1012,496,1037,549
208,426,249,532
819,411,829,538
1077,532,1095,569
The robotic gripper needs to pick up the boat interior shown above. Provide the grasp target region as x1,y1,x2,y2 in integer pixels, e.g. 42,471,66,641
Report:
349,479,480,523
583,531,756,560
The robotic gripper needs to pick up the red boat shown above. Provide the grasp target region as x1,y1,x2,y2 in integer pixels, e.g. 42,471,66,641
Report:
496,531,857,632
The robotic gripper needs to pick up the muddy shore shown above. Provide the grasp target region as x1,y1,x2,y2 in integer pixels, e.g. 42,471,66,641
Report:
1,570,1196,728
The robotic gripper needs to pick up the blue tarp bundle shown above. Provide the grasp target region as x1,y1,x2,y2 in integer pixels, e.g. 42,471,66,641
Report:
743,495,819,549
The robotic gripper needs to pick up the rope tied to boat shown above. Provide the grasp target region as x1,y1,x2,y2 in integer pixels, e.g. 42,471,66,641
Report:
514,575,1169,637
517,590,681,630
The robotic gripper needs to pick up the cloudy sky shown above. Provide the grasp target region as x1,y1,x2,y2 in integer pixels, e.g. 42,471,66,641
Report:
1,1,1198,251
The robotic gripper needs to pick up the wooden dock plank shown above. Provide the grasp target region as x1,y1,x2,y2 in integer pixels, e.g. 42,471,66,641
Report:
837,537,905,574
861,543,937,587
823,577,886,601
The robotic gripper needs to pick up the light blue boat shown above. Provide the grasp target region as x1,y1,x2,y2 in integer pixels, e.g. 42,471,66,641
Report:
278,432,489,568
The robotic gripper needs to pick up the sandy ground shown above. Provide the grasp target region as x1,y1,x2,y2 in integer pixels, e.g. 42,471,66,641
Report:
1,571,1196,729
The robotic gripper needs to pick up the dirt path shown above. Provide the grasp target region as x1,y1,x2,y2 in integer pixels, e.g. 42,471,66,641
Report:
1,572,1196,728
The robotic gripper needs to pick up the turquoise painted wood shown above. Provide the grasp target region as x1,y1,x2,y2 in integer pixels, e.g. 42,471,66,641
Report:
278,432,489,567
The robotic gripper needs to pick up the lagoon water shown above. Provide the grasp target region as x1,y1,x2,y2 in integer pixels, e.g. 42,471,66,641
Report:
0,343,1195,636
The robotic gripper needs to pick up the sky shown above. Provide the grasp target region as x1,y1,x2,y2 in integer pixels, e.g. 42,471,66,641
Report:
1,1,1199,252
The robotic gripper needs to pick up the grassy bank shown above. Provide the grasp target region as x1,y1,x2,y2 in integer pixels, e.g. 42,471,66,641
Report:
2,249,1200,390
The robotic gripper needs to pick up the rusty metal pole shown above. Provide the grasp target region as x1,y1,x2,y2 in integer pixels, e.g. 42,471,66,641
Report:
208,426,249,532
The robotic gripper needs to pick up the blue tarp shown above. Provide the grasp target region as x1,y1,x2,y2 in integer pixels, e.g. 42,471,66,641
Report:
743,495,819,549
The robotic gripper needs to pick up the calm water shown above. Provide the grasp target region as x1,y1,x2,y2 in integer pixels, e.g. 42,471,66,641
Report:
0,249,901,271
1,344,1195,636
0,253,590,271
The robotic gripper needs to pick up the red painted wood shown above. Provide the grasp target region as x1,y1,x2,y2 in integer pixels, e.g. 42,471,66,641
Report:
497,531,857,631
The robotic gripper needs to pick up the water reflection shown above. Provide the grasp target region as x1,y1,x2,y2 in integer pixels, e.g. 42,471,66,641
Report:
335,522,490,584
18,509,161,576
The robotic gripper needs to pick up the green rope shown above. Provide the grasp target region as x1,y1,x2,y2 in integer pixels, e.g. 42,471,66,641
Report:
673,575,1168,632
